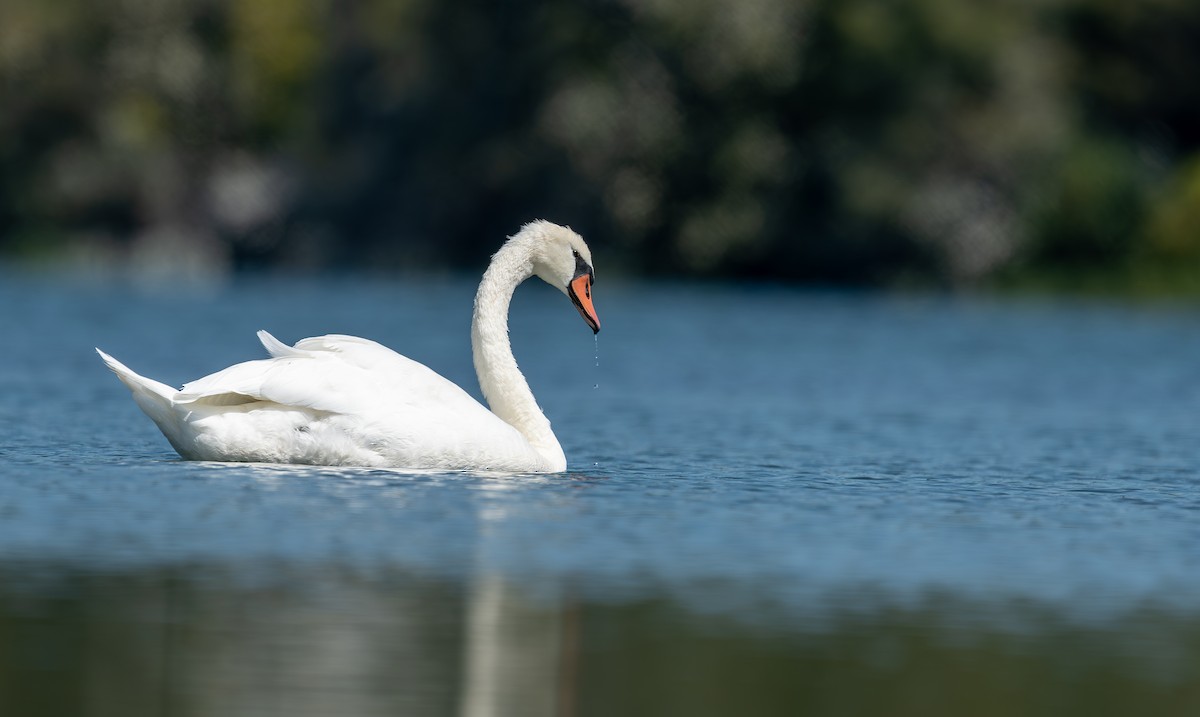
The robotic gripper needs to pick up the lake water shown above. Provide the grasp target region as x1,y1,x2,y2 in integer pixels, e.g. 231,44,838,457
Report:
2,269,1199,716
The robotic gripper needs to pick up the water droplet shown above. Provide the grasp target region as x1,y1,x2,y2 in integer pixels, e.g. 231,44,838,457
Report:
593,335,600,390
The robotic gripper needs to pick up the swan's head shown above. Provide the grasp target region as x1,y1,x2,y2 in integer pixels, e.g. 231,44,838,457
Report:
521,219,600,334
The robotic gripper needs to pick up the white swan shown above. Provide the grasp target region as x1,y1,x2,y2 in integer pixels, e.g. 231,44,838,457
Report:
97,220,600,472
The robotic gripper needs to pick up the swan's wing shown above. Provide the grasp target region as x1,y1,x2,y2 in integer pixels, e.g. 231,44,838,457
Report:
175,357,358,413
259,331,481,408
175,332,490,419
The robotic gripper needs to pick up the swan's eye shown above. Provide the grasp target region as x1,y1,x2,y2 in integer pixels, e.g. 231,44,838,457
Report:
572,250,592,282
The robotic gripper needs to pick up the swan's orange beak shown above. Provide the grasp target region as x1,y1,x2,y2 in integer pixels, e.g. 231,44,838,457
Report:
568,274,600,333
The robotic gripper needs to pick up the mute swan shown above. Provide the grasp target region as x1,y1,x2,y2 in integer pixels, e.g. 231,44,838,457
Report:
97,220,600,472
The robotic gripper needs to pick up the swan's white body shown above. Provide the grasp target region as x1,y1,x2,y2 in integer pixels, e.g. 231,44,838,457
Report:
98,220,599,473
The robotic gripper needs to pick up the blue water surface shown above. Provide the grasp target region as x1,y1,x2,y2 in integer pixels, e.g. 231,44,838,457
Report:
3,271,1198,618
2,271,1200,716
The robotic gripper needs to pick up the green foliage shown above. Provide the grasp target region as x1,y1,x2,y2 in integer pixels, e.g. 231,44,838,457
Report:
1027,138,1146,266
0,0,1198,292
1144,157,1200,261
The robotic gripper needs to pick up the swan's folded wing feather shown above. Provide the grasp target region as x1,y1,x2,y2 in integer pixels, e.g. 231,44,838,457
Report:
257,330,307,359
290,334,429,372
279,333,480,408
292,334,386,353
174,358,353,411
257,331,388,361
262,332,442,374
176,337,492,419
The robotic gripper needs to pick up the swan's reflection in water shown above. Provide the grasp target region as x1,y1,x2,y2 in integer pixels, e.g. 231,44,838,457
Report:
172,569,576,717
460,574,576,717
2,562,1200,716
67,461,587,717
460,467,579,717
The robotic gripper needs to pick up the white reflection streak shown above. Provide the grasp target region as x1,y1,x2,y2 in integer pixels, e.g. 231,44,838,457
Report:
460,575,569,717
461,476,576,717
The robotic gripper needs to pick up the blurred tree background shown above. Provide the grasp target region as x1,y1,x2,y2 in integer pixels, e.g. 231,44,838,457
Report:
1,0,1197,290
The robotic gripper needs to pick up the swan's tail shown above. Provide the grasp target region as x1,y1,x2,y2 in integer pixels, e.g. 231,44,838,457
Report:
96,348,182,427
96,349,176,397
99,350,207,460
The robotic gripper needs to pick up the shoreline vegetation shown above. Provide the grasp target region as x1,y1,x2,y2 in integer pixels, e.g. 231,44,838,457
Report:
2,0,1198,296
7,256,1200,306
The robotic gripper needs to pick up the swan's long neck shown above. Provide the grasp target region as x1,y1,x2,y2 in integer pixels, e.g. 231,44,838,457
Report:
471,237,566,471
